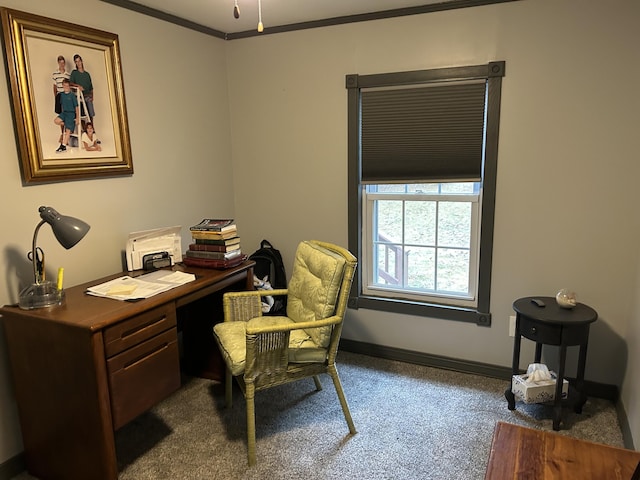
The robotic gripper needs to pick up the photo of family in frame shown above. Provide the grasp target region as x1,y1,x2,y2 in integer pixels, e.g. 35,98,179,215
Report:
35,42,115,159
1,8,133,183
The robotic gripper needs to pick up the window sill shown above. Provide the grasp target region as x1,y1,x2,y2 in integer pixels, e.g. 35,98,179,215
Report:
348,295,491,326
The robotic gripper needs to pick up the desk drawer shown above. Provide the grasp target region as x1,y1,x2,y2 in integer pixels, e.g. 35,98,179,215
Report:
104,303,176,357
107,328,180,430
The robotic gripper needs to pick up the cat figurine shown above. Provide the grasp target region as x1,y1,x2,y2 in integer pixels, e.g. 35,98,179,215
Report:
253,274,275,313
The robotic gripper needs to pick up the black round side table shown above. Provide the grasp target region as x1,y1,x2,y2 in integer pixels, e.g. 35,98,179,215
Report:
504,296,598,430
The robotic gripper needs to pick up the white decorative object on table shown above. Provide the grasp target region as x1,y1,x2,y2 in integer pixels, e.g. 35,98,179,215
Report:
556,289,577,309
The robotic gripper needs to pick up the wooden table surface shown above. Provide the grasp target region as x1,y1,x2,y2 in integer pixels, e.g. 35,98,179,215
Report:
485,421,640,480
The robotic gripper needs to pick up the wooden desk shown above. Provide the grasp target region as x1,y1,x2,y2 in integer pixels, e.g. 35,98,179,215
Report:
0,261,254,480
485,421,640,479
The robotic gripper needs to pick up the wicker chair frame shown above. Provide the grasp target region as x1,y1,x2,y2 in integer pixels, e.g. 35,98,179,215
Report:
220,240,357,465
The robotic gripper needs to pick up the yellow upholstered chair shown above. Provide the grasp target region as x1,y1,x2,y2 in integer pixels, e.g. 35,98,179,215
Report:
213,240,357,465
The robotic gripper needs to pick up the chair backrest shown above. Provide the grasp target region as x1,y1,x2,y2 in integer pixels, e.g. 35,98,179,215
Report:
286,241,357,349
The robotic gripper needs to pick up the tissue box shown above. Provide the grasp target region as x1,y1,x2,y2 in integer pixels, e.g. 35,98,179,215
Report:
511,372,569,404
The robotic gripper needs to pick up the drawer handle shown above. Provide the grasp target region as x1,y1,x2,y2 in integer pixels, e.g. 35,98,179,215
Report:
124,343,169,369
531,327,537,334
122,315,167,339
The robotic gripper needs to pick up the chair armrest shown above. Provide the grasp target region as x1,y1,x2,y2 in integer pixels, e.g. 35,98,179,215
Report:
224,291,265,323
246,315,341,335
265,288,288,297
224,289,288,301
223,289,289,322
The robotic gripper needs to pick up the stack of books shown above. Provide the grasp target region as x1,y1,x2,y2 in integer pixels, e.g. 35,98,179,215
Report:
183,219,246,269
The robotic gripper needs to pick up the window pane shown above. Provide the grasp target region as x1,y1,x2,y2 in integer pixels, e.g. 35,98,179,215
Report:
437,248,470,293
376,200,403,243
407,184,439,194
405,201,436,244
406,246,435,290
440,183,476,194
377,185,406,193
375,243,402,285
438,202,471,248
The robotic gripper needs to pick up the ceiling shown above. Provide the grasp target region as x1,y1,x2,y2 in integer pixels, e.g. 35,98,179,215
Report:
102,0,497,39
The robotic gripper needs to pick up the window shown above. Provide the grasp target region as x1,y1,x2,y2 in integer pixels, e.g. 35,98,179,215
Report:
346,62,505,325
364,181,480,308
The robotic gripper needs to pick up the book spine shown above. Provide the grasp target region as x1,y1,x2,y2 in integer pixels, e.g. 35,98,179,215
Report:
188,243,239,252
185,250,242,260
191,231,237,240
182,255,246,269
194,237,240,246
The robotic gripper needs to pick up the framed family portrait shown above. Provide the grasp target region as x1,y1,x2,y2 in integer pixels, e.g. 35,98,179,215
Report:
1,8,133,184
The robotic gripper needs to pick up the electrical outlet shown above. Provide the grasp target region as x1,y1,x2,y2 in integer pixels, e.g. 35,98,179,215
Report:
508,315,516,337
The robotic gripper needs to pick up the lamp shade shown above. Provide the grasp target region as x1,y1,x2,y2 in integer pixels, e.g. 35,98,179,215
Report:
38,206,90,249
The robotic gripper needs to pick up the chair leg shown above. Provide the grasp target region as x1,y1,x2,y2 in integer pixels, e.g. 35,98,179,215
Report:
245,381,257,466
225,367,233,408
313,375,323,391
328,364,356,434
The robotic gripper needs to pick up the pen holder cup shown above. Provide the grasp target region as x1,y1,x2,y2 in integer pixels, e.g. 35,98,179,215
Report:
18,281,65,310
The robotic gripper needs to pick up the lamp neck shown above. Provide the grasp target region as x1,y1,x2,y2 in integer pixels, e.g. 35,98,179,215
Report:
31,220,45,284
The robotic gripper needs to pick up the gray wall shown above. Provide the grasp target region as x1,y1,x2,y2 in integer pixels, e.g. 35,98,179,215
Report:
0,0,638,467
226,0,640,447
0,0,234,463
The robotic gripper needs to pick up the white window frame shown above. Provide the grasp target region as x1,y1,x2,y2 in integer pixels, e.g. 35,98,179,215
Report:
362,184,481,308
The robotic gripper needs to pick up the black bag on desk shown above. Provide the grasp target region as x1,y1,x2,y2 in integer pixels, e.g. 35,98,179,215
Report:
249,239,287,315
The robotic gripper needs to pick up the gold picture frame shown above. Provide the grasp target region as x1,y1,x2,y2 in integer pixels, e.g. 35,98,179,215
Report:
1,8,133,184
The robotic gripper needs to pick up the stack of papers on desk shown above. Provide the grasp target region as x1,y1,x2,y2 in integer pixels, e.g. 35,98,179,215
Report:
86,270,196,301
126,226,183,271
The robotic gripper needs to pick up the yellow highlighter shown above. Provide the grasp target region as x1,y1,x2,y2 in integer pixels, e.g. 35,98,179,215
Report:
57,267,64,291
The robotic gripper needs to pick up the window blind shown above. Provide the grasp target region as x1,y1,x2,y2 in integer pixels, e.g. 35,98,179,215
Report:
360,80,487,184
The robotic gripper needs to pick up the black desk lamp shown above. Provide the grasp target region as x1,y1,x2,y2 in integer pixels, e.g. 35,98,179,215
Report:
18,206,90,309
